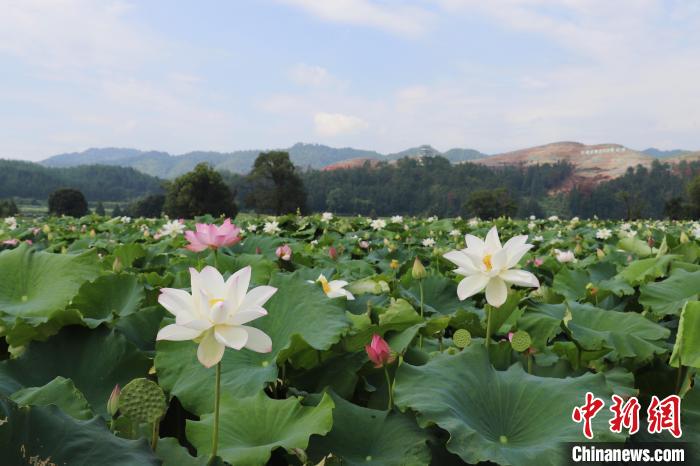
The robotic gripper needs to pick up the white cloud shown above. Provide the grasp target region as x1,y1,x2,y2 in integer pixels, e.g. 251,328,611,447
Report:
288,63,333,87
314,112,369,136
277,0,434,36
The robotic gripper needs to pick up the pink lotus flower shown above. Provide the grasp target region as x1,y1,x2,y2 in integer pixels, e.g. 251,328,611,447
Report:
184,219,241,252
365,334,395,368
328,246,338,260
534,258,544,267
2,239,19,246
276,244,292,261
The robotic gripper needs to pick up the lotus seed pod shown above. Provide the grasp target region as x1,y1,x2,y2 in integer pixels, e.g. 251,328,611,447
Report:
510,330,532,352
453,329,472,349
118,378,166,424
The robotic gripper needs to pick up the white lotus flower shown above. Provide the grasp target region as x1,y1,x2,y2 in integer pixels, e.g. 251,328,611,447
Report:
443,226,539,307
316,274,355,300
321,212,334,222
596,228,612,240
554,249,576,263
263,220,280,235
422,238,435,247
156,266,276,368
159,219,185,238
390,215,403,224
370,219,386,230
4,217,17,231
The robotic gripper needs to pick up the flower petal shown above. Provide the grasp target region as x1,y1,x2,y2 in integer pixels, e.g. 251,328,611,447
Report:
500,269,540,288
156,324,202,341
456,273,489,300
158,288,194,320
197,331,225,368
240,326,273,353
485,277,508,307
199,266,226,297
210,301,228,325
240,285,277,309
443,250,477,273
505,241,533,268
484,226,502,253
226,266,252,307
214,325,248,350
464,234,485,254
228,306,268,325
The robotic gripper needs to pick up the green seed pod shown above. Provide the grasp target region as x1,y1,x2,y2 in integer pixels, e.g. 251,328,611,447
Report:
510,330,532,352
453,329,472,349
118,378,166,424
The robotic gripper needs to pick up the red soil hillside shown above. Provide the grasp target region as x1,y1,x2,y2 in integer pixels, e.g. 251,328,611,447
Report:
322,158,381,171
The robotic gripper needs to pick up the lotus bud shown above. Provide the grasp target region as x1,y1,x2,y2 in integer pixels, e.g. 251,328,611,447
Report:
112,256,122,273
412,257,427,279
107,384,121,417
680,231,689,244
390,259,399,270
596,248,605,259
328,246,338,260
574,243,583,255
275,244,292,261
255,246,262,254
365,334,395,368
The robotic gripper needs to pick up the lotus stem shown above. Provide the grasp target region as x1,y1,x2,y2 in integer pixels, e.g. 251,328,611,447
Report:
151,421,159,450
527,353,533,374
418,279,424,348
384,366,393,411
209,362,222,465
675,364,684,394
485,305,493,349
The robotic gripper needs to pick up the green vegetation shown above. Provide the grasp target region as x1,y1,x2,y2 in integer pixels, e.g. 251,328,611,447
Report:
245,151,307,215
163,163,237,219
48,188,88,217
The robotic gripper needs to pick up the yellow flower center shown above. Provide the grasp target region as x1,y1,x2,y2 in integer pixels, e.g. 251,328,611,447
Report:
318,276,331,294
208,297,224,307
483,254,493,271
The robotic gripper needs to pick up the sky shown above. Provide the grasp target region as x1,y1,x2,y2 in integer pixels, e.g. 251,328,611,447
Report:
1,0,700,161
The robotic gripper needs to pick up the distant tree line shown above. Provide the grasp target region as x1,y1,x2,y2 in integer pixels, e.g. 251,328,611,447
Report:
569,160,700,219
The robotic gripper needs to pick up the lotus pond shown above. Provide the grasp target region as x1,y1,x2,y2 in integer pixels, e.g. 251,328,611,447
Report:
0,213,699,465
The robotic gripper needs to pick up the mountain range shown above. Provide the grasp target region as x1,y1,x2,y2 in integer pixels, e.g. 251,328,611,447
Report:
39,141,699,184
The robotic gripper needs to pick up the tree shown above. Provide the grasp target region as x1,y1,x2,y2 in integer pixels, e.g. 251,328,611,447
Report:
664,197,686,220
163,163,237,219
128,194,165,218
48,188,88,217
0,199,19,217
245,151,307,215
95,202,106,216
688,175,700,218
464,188,517,219
112,205,124,218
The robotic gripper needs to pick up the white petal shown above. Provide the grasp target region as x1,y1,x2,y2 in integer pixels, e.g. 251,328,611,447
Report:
490,247,508,272
197,331,225,368
330,280,349,288
456,273,489,300
500,269,540,288
198,266,226,297
189,267,202,315
240,285,277,309
214,325,248,350
178,318,212,331
505,242,533,268
226,266,252,307
240,326,273,353
210,301,228,325
156,324,202,341
484,227,502,253
228,306,268,325
464,234,485,254
158,288,194,320
502,235,527,252
485,277,508,307
443,250,477,273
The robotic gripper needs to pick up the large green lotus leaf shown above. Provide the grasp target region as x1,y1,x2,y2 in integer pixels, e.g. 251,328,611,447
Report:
394,345,624,466
209,252,276,285
616,255,678,286
308,393,430,466
552,267,589,302
400,275,462,315
519,302,669,362
258,272,351,361
0,326,150,417
115,305,167,351
0,244,101,345
288,352,368,399
156,437,211,466
186,392,334,466
639,269,700,317
71,273,145,327
155,340,276,415
10,376,93,420
618,237,653,257
0,396,159,465
670,301,700,368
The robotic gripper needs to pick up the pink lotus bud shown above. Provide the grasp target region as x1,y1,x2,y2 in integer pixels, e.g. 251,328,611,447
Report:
534,258,544,267
255,246,262,255
647,237,655,247
107,384,121,417
184,219,241,252
365,334,395,368
507,332,514,342
276,244,292,261
2,239,19,246
328,246,338,260
25,240,32,245
359,240,369,250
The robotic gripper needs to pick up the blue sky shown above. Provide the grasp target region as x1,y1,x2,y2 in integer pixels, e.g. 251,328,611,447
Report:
1,0,699,161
